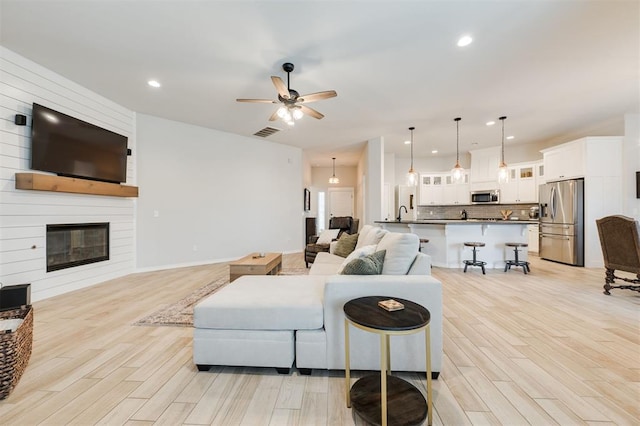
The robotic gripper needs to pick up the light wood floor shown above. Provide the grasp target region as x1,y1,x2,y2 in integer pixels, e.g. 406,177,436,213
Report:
0,254,638,425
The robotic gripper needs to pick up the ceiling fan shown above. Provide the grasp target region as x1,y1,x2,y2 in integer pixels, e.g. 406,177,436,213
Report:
236,62,337,126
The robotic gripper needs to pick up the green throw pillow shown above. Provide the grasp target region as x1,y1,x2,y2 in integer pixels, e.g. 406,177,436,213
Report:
341,250,386,275
334,233,359,258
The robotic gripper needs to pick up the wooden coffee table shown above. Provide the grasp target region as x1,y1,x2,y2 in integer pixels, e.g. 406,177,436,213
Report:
229,252,282,282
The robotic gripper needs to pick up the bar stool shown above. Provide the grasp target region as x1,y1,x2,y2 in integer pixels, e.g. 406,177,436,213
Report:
463,242,486,274
504,242,530,274
419,239,429,252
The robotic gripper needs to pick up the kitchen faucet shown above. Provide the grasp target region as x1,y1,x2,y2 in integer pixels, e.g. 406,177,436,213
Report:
460,209,468,220
397,205,408,222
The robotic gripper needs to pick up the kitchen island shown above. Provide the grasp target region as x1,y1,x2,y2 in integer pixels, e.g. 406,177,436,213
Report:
375,219,538,269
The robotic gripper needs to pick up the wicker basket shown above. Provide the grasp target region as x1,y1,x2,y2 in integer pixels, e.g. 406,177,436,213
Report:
0,305,33,400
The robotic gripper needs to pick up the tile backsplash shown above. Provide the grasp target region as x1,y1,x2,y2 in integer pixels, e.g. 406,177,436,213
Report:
416,203,538,220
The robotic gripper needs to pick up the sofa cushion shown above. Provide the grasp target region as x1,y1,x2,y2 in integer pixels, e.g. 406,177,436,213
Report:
355,225,388,250
316,228,340,244
333,232,359,257
309,252,343,275
337,244,376,274
342,250,386,275
194,275,325,330
376,232,419,275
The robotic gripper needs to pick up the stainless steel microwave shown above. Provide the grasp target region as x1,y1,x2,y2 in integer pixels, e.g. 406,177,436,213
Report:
471,190,500,204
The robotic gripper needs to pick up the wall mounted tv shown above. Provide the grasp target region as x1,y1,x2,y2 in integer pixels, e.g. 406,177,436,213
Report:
31,103,128,184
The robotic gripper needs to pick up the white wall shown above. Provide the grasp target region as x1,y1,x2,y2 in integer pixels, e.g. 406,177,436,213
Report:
623,113,640,218
135,114,303,270
0,47,136,301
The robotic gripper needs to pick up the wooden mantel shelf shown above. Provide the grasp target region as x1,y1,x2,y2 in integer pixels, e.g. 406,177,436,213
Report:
15,173,139,197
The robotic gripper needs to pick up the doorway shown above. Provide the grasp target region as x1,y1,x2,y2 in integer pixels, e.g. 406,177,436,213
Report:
327,187,354,228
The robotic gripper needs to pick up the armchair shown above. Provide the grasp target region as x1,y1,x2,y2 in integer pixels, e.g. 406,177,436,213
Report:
304,216,359,267
596,215,640,295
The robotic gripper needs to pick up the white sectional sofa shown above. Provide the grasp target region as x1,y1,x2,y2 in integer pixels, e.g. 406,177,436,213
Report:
193,225,443,378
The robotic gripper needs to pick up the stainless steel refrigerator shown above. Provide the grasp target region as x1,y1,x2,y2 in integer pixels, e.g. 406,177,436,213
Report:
539,179,584,266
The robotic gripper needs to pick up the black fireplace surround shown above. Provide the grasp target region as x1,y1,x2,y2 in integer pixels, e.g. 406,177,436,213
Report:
46,223,109,272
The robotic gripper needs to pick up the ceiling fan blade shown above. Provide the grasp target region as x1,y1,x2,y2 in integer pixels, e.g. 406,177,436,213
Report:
268,110,279,121
298,90,337,103
271,76,290,99
300,105,324,120
236,98,277,103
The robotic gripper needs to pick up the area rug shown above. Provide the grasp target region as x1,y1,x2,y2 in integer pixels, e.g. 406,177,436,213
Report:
133,268,310,327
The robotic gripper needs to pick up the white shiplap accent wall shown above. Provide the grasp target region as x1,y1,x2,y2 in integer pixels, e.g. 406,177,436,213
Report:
0,47,136,302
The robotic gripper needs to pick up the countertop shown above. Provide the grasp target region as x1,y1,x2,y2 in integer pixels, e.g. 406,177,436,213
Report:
375,219,539,225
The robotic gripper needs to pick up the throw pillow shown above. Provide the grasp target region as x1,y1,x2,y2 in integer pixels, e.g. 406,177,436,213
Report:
376,232,419,275
355,225,388,250
337,244,377,274
333,233,359,258
341,250,386,275
316,228,340,244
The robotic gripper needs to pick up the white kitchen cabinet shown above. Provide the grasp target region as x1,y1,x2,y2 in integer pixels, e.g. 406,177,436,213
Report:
499,162,537,203
419,174,444,205
419,172,469,205
470,146,501,190
528,224,539,253
542,141,585,182
443,173,470,205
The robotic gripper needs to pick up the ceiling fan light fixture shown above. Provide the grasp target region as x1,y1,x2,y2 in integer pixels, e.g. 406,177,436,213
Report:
237,62,337,125
292,107,304,120
406,127,418,187
329,157,340,184
451,117,465,183
277,106,288,118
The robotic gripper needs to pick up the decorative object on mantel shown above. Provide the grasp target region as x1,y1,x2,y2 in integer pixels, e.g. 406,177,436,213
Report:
329,157,340,184
133,268,309,327
497,116,509,183
15,173,139,197
406,126,418,186
451,117,465,183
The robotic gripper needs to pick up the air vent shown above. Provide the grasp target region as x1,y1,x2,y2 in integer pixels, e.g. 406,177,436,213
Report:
253,127,280,138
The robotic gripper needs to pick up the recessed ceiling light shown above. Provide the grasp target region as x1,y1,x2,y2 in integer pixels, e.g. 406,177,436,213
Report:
506,136,515,140
147,80,161,88
431,150,438,154
457,35,473,47
404,140,411,145
486,121,495,126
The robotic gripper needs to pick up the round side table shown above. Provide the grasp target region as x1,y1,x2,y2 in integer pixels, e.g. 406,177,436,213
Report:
344,296,433,426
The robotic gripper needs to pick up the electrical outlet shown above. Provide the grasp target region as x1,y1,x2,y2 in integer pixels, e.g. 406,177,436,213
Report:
153,210,159,217
193,245,198,251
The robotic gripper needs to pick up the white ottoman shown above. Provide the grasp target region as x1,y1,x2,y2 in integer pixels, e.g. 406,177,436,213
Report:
193,274,325,373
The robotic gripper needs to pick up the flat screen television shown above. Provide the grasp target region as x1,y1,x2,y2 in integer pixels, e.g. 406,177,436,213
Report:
31,103,128,184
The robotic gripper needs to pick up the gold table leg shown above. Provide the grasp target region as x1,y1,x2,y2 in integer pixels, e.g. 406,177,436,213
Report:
425,324,433,426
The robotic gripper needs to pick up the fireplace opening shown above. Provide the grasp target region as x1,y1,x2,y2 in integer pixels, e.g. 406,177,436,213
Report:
46,223,109,272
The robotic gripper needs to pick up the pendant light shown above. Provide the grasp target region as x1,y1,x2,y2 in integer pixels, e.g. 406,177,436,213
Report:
406,126,418,186
497,116,508,183
329,157,340,184
451,117,464,183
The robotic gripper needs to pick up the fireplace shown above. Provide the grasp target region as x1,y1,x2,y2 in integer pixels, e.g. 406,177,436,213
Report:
46,223,109,272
